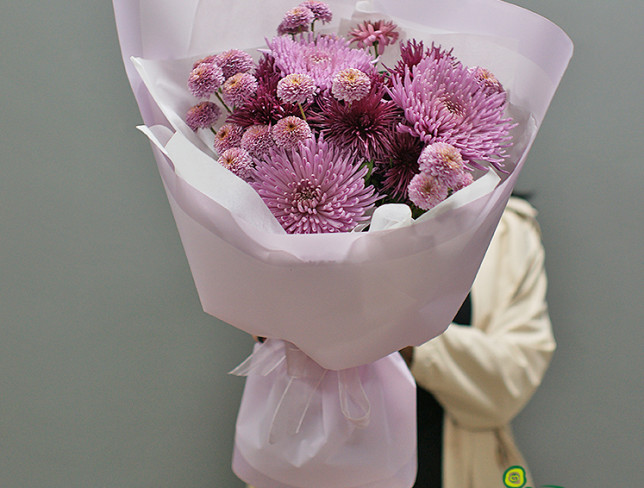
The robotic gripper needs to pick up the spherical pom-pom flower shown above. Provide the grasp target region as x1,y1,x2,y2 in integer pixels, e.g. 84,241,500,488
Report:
185,101,221,131
277,6,314,35
222,73,258,107
272,116,312,149
408,172,449,211
299,1,332,23
331,68,371,103
241,125,276,159
418,142,467,188
217,147,254,181
471,67,505,96
277,73,316,105
349,19,399,55
188,62,224,98
214,123,244,154
215,49,255,80
252,136,378,234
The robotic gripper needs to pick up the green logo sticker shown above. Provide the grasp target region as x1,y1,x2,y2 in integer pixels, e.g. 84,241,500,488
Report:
503,466,527,488
502,465,565,488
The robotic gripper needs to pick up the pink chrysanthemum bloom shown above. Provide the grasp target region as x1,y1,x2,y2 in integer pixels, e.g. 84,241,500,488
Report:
188,62,225,98
374,131,424,201
408,172,449,211
217,147,254,181
311,80,399,160
277,73,317,105
471,67,505,96
418,142,467,189
267,34,376,90
215,49,255,79
389,55,514,171
299,1,333,23
214,123,244,154
252,136,377,234
278,6,315,35
272,116,312,149
185,101,221,131
331,68,372,103
349,19,399,55
241,125,276,158
222,73,258,107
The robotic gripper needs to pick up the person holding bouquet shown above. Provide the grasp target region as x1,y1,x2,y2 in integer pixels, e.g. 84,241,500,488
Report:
401,196,555,488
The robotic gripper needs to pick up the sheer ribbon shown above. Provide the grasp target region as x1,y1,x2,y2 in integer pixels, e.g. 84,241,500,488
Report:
230,339,371,444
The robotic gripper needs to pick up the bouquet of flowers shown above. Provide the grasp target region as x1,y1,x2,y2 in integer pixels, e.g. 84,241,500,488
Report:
113,1,572,487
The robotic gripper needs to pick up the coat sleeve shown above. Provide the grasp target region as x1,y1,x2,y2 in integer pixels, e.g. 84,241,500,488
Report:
410,204,555,430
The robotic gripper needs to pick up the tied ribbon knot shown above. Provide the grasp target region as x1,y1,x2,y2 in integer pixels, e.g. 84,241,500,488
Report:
230,339,371,444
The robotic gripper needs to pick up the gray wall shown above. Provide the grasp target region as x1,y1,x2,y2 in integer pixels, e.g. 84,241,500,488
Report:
1,1,641,487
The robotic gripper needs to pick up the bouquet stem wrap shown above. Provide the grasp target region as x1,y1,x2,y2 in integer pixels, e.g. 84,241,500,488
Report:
231,340,417,488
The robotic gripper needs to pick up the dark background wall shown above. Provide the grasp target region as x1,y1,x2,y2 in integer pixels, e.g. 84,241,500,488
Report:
1,0,641,486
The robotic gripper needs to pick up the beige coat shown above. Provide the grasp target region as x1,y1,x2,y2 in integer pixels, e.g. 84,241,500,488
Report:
410,197,555,488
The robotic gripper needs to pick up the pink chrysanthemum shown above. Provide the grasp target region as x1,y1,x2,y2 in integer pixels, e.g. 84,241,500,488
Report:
408,173,449,211
471,66,505,96
331,68,371,103
418,142,467,189
217,147,254,181
185,101,221,131
299,1,332,23
267,34,376,90
241,125,276,158
277,73,317,105
188,62,225,98
389,55,514,171
252,136,377,234
272,116,312,149
278,6,315,35
215,49,255,79
222,73,258,107
214,123,244,154
374,131,424,201
311,81,399,160
349,19,399,55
